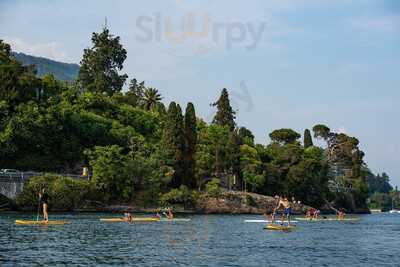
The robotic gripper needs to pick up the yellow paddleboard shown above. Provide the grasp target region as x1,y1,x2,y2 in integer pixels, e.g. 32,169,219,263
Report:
15,220,70,225
100,217,160,222
264,224,295,231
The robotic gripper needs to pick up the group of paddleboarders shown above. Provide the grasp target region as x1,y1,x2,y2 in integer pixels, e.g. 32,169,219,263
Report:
37,188,175,223
305,207,346,220
305,208,321,219
265,195,348,225
120,208,174,222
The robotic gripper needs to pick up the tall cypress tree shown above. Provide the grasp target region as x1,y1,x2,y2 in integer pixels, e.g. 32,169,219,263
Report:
212,88,236,131
162,102,185,188
304,129,313,148
184,102,197,188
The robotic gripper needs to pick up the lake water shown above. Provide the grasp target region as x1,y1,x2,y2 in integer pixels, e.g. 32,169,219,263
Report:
0,212,399,266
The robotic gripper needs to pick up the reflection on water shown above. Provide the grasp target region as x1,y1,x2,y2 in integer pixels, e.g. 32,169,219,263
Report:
1,213,400,266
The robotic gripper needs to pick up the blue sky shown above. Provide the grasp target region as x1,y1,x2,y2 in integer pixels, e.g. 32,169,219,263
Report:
1,0,399,186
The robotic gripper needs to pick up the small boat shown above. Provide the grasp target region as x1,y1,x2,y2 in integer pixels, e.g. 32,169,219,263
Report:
15,220,70,225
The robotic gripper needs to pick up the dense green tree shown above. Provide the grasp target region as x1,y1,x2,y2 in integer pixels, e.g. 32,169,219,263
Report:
183,103,197,188
85,145,133,202
312,124,331,140
0,39,11,58
269,128,301,144
212,88,236,131
238,126,255,145
366,170,393,195
369,192,392,210
78,27,128,95
240,144,263,192
303,129,313,148
125,78,145,107
0,40,39,108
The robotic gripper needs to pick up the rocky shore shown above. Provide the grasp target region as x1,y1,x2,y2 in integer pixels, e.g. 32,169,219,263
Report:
101,191,308,215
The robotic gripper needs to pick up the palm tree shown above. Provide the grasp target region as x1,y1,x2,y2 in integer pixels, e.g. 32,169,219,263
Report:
143,87,162,111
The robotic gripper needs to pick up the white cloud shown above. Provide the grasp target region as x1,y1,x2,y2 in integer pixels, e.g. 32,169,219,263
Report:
3,37,70,63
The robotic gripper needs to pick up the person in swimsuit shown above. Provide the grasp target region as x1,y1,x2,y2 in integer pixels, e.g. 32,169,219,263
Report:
123,212,133,222
39,189,50,222
313,209,320,220
275,197,291,226
305,209,311,219
338,209,346,220
167,208,174,219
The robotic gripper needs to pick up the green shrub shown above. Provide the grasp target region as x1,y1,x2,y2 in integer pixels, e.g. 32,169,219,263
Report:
206,178,221,198
159,185,192,207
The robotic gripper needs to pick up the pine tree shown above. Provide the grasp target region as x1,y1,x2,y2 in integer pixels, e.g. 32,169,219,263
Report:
304,129,313,148
78,27,128,95
212,88,236,131
184,102,197,188
162,102,185,188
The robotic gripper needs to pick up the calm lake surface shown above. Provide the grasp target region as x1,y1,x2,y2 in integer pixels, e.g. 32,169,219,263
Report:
0,212,399,266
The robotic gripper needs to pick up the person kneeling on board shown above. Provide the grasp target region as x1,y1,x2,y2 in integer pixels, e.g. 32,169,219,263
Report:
123,212,133,222
167,208,174,219
337,209,346,220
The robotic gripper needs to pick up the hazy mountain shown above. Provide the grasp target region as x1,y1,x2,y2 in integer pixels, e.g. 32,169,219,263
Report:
12,52,79,81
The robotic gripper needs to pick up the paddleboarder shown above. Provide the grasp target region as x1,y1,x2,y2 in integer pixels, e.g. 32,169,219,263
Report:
123,212,133,222
275,196,292,226
167,207,174,219
39,189,50,222
338,208,346,220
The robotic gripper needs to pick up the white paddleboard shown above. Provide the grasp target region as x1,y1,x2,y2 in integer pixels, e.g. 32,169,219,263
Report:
244,219,298,223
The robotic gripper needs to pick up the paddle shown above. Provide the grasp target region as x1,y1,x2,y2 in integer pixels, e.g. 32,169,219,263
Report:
36,191,41,222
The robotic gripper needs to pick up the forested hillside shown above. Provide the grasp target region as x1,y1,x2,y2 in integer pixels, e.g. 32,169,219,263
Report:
12,52,79,81
0,27,394,213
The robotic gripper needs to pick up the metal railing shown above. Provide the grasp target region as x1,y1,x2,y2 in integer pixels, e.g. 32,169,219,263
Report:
0,171,88,182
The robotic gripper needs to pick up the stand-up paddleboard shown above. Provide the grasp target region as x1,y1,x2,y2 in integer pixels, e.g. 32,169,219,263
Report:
264,224,295,231
160,218,191,222
100,217,191,223
15,220,70,225
100,217,160,222
295,217,360,222
245,219,298,223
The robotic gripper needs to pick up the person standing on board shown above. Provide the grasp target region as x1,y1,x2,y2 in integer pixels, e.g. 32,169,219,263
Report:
268,195,281,223
39,189,50,222
275,196,291,226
